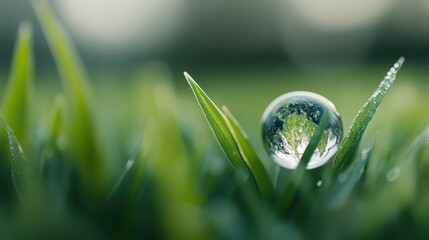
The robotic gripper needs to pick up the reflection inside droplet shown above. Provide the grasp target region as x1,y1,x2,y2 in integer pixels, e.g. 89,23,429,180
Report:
262,91,343,169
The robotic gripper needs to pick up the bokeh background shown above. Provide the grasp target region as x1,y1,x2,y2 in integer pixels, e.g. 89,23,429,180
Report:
1,0,429,175
2,0,429,68
1,1,429,239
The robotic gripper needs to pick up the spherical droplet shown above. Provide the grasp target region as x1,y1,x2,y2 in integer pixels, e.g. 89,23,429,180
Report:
261,91,343,169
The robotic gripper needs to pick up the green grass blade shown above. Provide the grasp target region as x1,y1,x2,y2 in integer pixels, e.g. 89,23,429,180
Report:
47,96,65,146
325,135,376,210
150,77,210,239
184,72,268,202
397,126,429,166
0,113,29,197
298,110,329,171
42,96,70,199
31,0,93,97
277,110,329,213
331,57,405,174
184,73,251,175
0,22,34,198
32,0,103,188
108,122,153,200
108,158,137,199
222,106,276,202
2,22,34,144
353,127,429,234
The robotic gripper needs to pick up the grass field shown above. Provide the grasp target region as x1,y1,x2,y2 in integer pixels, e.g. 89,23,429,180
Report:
0,1,429,240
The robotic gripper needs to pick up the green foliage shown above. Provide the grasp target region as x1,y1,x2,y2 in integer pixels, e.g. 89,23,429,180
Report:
277,110,328,212
185,73,275,203
222,106,276,203
185,73,250,172
0,113,29,197
283,114,328,158
32,0,104,190
0,1,428,239
0,21,34,203
331,57,405,174
2,22,34,143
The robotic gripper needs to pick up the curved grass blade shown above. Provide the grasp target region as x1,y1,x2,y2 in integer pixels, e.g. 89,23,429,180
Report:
184,73,259,195
331,57,405,174
222,106,275,202
2,22,34,143
0,113,29,197
39,96,71,204
325,135,377,210
108,122,153,200
354,127,429,234
48,96,65,144
184,73,248,170
32,0,104,187
108,153,139,200
0,22,34,198
397,125,429,166
31,0,93,97
277,110,328,213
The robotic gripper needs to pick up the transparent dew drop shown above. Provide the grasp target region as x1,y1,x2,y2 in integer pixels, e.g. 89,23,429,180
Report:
261,91,343,169
386,167,401,182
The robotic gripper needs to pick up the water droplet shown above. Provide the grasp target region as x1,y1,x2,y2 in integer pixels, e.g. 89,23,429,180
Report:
386,167,400,182
316,180,323,187
125,159,134,170
261,91,343,169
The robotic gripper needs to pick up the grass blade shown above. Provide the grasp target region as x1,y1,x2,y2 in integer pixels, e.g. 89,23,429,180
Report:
353,127,429,235
222,106,276,202
150,77,210,239
31,0,93,96
108,122,153,200
185,73,274,204
325,135,377,210
0,22,34,199
108,154,139,200
184,74,251,173
48,96,65,143
396,126,429,166
0,113,29,197
277,110,329,213
39,96,71,204
331,57,404,174
2,22,34,144
32,0,103,188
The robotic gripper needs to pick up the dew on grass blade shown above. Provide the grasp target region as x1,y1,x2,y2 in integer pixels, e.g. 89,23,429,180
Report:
262,91,343,169
386,167,401,182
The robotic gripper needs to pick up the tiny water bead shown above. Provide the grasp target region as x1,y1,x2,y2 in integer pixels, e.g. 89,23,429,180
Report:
262,91,343,169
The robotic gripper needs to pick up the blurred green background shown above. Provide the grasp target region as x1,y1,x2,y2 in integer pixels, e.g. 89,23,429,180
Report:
1,0,429,198
2,0,429,68
1,0,428,139
1,0,429,239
